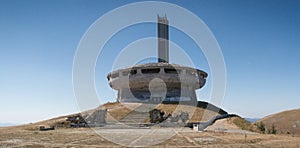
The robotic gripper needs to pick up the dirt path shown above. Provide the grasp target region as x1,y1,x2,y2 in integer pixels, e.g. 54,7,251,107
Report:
1,127,300,147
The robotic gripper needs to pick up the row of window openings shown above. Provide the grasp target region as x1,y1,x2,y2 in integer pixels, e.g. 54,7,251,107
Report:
110,68,205,79
111,68,177,78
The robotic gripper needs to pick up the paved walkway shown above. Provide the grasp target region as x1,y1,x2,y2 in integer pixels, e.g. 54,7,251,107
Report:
93,128,187,147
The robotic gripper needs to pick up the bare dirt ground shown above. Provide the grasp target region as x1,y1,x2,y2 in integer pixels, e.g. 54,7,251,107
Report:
1,126,300,148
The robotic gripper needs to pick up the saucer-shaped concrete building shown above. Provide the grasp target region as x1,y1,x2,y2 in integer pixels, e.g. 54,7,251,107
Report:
107,15,207,103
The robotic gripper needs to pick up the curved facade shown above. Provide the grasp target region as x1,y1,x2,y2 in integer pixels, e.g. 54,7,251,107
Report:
107,63,207,103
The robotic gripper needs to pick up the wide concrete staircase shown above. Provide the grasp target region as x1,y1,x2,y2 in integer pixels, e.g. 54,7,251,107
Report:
119,103,157,124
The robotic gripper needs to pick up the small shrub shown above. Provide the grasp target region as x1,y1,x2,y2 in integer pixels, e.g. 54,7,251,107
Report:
269,124,277,134
256,122,266,134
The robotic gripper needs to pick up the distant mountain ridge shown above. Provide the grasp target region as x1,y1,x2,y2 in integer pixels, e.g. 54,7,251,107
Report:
244,118,260,123
0,123,16,127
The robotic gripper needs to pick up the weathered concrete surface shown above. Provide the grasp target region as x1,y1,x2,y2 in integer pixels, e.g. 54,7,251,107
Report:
107,63,207,103
93,128,186,147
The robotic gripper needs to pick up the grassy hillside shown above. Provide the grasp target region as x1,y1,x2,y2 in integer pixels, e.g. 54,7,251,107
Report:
231,117,258,132
12,101,253,133
101,101,227,123
256,108,300,135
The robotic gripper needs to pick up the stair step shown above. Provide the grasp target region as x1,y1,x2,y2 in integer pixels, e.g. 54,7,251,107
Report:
119,104,157,124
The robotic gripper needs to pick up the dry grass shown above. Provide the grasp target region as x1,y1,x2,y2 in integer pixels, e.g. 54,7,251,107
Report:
1,102,300,147
1,127,300,147
256,108,300,135
12,102,251,131
155,103,220,122
94,102,222,123
230,117,259,132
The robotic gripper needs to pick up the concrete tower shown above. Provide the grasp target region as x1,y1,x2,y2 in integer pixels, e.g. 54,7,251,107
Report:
157,15,169,63
107,16,208,103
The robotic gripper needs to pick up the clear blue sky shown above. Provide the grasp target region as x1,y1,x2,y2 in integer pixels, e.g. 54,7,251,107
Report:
1,0,300,124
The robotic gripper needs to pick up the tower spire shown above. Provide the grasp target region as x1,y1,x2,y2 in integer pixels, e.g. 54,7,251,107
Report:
157,15,169,63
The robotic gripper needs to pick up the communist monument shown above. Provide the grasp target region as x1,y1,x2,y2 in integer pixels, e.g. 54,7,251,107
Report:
107,15,207,104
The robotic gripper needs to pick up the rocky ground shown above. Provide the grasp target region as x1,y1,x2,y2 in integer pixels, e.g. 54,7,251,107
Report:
1,126,300,147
